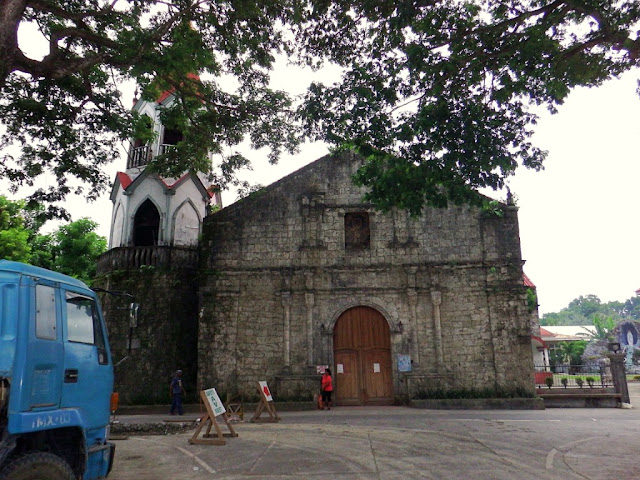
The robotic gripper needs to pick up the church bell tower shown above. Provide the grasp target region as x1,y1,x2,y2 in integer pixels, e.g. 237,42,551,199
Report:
108,89,221,249
95,86,221,404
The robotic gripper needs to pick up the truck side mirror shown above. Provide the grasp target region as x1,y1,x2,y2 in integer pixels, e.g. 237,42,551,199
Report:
129,303,139,328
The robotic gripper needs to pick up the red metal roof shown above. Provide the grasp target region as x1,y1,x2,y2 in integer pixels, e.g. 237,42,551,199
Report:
522,272,536,288
116,172,132,190
531,335,547,348
156,73,201,104
539,327,554,337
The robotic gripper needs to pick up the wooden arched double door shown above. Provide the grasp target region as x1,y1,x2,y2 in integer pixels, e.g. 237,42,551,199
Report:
333,306,393,405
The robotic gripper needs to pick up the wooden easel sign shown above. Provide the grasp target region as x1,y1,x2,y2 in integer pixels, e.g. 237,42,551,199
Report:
189,387,238,445
250,381,280,423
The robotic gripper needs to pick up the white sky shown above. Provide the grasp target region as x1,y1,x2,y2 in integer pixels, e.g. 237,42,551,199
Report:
6,25,640,316
509,71,640,314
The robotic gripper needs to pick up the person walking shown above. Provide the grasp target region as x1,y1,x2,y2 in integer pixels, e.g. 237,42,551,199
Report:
321,368,333,410
169,369,186,415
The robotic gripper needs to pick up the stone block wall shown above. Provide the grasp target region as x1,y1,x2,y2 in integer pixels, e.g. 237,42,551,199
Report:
94,265,199,404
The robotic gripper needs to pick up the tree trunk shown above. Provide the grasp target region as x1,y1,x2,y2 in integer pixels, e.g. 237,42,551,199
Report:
0,0,27,85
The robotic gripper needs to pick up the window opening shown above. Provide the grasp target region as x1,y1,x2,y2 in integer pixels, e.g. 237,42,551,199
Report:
35,285,57,340
65,292,108,365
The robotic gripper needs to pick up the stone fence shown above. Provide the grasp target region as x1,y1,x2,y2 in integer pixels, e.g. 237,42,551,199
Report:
97,246,199,273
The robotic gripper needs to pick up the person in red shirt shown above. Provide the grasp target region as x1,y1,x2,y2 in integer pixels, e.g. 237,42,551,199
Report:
321,368,333,410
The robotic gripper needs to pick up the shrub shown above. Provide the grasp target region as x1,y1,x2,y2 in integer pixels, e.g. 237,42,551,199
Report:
414,386,534,399
585,376,595,388
576,378,584,388
560,378,568,388
545,377,554,389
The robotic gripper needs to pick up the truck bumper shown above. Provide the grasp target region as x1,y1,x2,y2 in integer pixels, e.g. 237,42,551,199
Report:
86,441,115,478
107,442,115,476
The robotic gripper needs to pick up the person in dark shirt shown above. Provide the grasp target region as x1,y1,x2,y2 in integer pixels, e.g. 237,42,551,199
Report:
169,369,186,415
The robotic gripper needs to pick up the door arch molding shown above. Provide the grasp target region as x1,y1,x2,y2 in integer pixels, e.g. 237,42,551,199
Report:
327,301,396,333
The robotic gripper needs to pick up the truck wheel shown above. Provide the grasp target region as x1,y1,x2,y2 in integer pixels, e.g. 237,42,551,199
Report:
0,452,75,480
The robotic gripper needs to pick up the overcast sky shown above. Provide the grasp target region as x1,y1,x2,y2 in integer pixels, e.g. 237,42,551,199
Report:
7,26,640,315
508,71,640,314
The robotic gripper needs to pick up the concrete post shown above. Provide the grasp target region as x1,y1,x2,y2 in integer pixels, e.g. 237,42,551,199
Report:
431,291,444,370
304,271,315,366
608,353,630,404
281,292,292,370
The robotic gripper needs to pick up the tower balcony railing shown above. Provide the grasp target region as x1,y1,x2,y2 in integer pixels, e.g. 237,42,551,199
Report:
158,144,177,155
126,144,178,169
127,145,151,169
96,246,199,274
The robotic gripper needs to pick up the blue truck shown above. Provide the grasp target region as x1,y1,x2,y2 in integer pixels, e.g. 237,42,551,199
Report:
0,260,130,480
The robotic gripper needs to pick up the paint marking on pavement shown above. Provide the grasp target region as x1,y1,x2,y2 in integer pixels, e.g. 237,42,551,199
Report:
455,419,561,422
546,436,604,471
175,446,216,474
546,448,558,469
130,436,217,474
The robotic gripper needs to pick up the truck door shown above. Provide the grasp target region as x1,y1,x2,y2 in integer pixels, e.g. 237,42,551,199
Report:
60,290,113,431
23,283,64,411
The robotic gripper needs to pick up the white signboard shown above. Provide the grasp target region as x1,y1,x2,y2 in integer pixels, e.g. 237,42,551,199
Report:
373,362,380,373
204,388,226,417
337,363,344,374
259,381,273,402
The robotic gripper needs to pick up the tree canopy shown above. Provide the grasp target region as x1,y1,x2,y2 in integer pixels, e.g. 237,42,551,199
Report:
2,1,640,217
0,196,106,284
541,293,639,326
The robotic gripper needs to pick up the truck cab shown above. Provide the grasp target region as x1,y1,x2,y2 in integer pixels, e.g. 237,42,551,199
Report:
0,260,115,480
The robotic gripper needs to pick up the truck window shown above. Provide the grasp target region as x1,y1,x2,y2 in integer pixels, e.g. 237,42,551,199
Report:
65,293,108,364
35,285,57,340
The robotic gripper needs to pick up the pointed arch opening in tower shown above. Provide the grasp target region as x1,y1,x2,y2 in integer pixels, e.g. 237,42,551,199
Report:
133,199,160,246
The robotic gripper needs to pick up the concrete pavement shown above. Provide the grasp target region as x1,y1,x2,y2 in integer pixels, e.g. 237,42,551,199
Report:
107,385,640,480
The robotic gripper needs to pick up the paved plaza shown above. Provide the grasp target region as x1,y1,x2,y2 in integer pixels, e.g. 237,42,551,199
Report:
107,384,640,480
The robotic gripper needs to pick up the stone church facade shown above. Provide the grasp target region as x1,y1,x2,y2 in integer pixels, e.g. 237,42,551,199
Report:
96,89,535,404
198,152,535,403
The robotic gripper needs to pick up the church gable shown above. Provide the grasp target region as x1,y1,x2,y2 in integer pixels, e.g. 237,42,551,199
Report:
202,151,520,270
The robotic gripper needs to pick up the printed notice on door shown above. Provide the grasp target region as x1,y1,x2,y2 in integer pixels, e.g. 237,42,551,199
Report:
337,363,344,374
373,363,380,373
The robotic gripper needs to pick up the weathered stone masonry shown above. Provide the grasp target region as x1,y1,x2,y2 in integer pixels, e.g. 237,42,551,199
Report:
198,152,534,401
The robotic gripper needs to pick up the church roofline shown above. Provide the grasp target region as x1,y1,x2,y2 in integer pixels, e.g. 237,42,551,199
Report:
109,172,133,201
110,169,212,199
207,151,341,218
209,150,508,220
